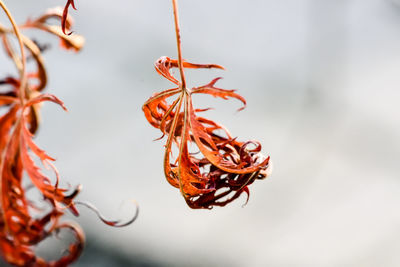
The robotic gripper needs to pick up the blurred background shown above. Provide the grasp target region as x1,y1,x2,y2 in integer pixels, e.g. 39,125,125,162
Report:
1,0,400,266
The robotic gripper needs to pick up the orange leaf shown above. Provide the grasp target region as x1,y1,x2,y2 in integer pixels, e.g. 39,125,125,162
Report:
143,56,271,209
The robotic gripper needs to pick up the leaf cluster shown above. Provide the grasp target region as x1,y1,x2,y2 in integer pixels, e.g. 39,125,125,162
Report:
143,56,271,209
0,8,85,266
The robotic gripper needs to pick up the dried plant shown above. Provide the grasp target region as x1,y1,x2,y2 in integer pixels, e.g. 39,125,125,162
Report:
0,5,136,266
0,0,272,265
61,0,77,35
143,0,272,209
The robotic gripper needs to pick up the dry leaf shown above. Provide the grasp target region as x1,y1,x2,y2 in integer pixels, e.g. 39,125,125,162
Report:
143,56,271,209
0,7,135,266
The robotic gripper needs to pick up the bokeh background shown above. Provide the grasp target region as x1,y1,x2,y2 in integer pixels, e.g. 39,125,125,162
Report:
1,0,400,266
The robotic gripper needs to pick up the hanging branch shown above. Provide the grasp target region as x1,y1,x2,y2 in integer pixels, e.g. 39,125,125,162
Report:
143,0,272,209
0,6,136,266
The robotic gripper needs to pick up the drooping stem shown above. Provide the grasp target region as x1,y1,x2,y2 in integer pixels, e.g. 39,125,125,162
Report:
0,0,27,102
171,0,187,90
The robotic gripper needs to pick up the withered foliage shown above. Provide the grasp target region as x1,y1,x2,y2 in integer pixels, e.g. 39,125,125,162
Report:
61,0,76,35
143,0,272,209
0,6,135,266
0,7,84,266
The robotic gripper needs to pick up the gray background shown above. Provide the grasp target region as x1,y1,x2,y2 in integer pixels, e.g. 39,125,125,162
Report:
1,0,400,266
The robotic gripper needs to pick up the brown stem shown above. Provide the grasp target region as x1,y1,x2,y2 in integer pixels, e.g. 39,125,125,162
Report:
0,0,27,103
171,0,187,90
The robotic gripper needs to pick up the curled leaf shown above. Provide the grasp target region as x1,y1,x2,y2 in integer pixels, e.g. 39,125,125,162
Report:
191,77,246,111
62,0,77,35
75,200,139,227
0,6,109,266
143,56,272,209
155,56,224,85
0,97,84,266
23,7,84,52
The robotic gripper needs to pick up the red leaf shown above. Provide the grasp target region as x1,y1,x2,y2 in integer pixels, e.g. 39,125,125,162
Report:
62,0,77,35
191,77,246,111
23,7,84,52
143,56,272,209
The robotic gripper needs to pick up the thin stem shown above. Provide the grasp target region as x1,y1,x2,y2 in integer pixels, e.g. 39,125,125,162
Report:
164,94,184,183
0,0,27,103
171,0,187,90
177,92,188,196
2,35,23,71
